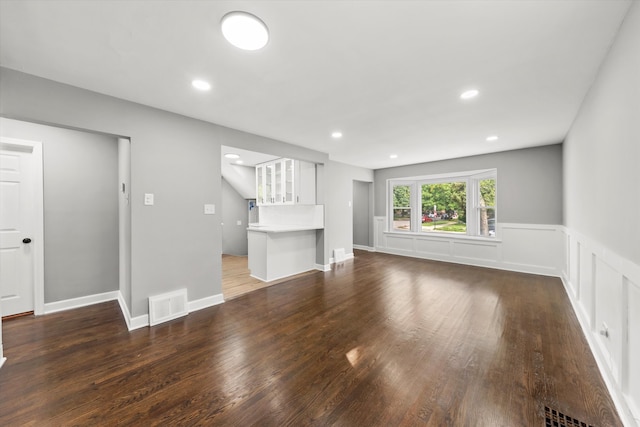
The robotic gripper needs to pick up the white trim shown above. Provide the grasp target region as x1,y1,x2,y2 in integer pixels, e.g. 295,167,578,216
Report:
250,266,319,283
0,356,5,369
116,291,148,330
128,314,149,331
0,137,45,315
117,292,133,330
188,293,224,313
43,290,119,314
316,263,331,272
328,252,355,266
353,244,375,252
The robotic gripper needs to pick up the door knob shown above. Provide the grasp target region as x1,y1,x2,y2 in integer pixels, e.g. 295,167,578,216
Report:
23,238,32,244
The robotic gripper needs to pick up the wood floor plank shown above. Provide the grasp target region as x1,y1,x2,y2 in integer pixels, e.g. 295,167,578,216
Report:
0,251,622,426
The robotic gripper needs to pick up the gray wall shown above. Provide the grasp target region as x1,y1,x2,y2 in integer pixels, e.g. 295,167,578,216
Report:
325,161,374,259
0,118,118,302
374,144,563,225
353,180,373,247
0,67,329,317
564,2,639,265
221,178,249,256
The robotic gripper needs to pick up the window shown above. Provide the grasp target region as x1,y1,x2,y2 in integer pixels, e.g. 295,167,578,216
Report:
392,183,413,231
387,169,497,238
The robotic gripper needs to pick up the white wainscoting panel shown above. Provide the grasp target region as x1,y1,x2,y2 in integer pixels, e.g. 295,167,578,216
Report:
566,230,579,298
501,225,562,274
628,279,640,423
386,234,415,252
562,228,640,427
414,237,451,257
594,258,624,382
578,243,595,328
375,219,561,276
452,240,498,263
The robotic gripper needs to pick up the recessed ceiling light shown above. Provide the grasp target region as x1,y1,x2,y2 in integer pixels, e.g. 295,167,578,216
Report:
390,154,398,159
224,153,240,159
236,160,244,164
221,11,269,51
460,89,479,100
331,131,343,139
192,80,211,91
486,135,499,141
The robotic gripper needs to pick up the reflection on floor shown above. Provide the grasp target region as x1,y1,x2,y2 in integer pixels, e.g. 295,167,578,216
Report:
221,254,318,300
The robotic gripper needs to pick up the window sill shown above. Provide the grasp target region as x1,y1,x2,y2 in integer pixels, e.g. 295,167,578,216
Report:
383,230,501,243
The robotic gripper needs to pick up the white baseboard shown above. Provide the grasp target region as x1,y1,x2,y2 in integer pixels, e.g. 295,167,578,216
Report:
117,292,148,331
44,290,119,314
36,289,228,332
353,244,375,252
328,253,355,265
316,263,331,272
0,356,5,370
188,293,224,313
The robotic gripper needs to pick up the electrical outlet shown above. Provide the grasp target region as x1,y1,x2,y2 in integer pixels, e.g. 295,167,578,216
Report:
599,322,609,338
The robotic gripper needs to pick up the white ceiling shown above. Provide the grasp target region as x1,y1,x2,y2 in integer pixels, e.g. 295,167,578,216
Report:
0,0,632,169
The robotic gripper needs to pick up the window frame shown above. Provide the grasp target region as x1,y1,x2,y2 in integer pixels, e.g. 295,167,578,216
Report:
387,169,497,239
390,180,415,233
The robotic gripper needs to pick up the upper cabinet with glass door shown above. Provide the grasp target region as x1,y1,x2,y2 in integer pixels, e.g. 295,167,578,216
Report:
256,158,316,206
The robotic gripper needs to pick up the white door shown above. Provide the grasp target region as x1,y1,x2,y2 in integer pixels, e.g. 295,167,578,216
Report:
0,138,44,317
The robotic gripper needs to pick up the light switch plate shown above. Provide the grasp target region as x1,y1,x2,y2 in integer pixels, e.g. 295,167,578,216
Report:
204,204,215,215
144,193,154,205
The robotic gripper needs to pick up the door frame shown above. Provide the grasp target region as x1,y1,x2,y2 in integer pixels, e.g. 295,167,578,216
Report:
0,137,45,315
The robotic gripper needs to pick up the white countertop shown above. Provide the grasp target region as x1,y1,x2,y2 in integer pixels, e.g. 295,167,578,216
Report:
247,224,323,233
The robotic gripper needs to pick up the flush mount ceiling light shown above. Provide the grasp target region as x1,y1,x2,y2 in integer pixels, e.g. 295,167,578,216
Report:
236,160,244,164
224,153,240,159
486,135,499,142
221,11,269,51
192,79,211,91
331,131,343,139
460,89,479,100
390,154,398,159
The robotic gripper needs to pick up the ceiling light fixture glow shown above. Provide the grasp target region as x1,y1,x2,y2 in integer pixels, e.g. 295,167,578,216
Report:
460,89,479,100
221,11,269,51
331,131,343,139
224,153,240,159
390,154,398,159
486,135,499,142
192,80,211,91
236,160,244,164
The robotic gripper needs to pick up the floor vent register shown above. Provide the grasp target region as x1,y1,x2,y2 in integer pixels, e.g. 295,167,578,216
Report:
544,406,594,427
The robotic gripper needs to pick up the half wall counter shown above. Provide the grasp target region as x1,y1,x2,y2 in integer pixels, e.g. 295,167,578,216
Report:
247,205,324,282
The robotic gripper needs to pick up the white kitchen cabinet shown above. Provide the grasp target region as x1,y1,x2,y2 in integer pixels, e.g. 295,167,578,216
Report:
256,158,315,205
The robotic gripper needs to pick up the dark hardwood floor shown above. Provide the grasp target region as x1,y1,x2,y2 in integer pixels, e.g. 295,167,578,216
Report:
0,251,622,426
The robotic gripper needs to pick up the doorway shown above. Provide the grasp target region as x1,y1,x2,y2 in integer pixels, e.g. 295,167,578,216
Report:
353,180,373,250
0,118,128,318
